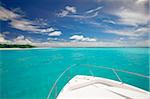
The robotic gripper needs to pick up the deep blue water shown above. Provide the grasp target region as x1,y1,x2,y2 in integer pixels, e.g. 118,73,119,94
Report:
0,48,149,99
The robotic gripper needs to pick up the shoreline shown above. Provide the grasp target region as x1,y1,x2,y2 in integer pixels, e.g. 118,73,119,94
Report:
0,47,53,50
0,47,149,50
0,48,25,50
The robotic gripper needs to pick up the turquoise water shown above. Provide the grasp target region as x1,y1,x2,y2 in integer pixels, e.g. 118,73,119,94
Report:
0,48,149,99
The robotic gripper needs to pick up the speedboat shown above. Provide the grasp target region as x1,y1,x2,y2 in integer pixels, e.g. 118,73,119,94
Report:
47,65,150,99
57,75,149,99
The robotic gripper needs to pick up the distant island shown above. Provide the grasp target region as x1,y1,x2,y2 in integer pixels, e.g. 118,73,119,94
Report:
0,44,35,48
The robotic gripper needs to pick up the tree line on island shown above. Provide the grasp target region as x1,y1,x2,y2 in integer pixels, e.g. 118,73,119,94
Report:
0,44,35,48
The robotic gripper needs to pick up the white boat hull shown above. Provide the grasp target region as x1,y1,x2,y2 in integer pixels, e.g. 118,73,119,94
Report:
57,75,150,99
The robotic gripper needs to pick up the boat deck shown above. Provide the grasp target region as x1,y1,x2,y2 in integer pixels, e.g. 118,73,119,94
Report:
57,75,150,99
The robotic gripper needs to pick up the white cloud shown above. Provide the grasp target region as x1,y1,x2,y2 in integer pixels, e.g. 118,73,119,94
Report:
135,40,150,47
70,35,97,42
48,31,62,36
57,6,76,17
34,39,150,47
0,6,58,34
136,0,148,4
0,36,6,43
40,27,54,33
10,19,40,32
12,7,25,15
10,19,56,33
58,10,69,17
106,30,137,36
86,6,103,14
0,33,37,45
103,20,116,24
105,27,149,37
15,35,25,40
0,34,11,43
66,11,99,19
47,38,58,41
70,35,84,40
13,35,33,44
0,33,32,45
65,6,76,13
114,8,149,26
0,6,20,21
47,38,64,41
134,27,150,34
57,6,100,19
1,33,147,47
34,18,48,26
104,0,149,26
57,6,103,19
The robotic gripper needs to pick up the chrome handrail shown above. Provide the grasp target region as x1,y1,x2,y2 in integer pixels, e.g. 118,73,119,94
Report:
112,69,123,84
46,64,76,99
83,64,150,79
47,64,150,99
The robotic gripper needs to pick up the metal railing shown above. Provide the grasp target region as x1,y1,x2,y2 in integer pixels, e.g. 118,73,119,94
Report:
46,64,150,99
46,64,76,99
84,65,150,79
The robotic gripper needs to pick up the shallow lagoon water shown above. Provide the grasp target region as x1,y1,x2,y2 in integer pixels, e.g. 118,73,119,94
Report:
0,48,149,99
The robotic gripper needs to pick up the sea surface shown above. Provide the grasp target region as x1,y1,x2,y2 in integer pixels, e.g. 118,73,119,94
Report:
0,48,149,99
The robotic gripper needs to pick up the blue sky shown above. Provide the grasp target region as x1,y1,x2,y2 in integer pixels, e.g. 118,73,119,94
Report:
0,0,149,47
